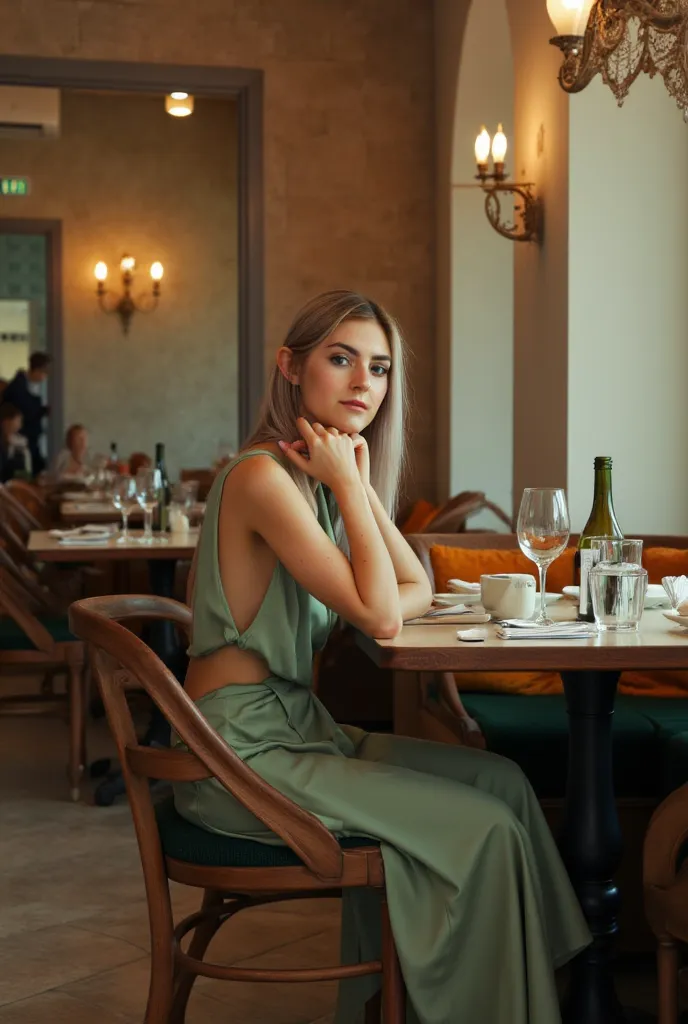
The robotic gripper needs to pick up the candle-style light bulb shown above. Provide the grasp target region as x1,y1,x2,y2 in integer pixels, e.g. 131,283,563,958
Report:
491,124,507,180
120,255,136,274
474,126,491,178
546,0,596,36
94,261,108,282
150,261,164,282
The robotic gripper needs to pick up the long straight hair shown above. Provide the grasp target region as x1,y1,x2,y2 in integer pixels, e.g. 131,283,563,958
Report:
244,290,408,549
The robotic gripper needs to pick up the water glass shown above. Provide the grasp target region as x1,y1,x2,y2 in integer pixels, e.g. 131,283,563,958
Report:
590,538,643,567
517,487,570,626
589,561,648,631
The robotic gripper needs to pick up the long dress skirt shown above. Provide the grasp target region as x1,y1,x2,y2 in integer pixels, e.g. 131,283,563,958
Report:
173,678,592,1024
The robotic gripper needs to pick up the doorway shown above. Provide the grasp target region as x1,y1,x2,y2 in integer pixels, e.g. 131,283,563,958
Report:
0,56,263,460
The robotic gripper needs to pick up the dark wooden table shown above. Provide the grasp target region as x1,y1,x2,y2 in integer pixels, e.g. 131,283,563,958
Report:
357,608,688,1024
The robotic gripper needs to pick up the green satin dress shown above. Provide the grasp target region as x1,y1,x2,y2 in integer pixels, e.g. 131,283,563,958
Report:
174,450,591,1024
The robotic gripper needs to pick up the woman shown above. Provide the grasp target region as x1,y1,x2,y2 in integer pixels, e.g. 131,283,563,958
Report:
53,423,89,481
175,291,591,1024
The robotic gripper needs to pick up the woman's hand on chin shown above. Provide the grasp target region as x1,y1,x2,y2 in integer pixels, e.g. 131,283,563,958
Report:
281,429,371,490
278,419,360,494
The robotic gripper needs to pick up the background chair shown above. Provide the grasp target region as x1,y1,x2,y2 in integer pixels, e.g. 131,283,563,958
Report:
0,567,87,799
644,784,688,1023
69,594,405,1024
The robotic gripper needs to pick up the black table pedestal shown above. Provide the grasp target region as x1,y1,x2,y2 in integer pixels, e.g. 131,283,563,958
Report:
558,669,644,1024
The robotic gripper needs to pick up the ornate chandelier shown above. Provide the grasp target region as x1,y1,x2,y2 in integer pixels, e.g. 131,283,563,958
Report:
547,0,688,115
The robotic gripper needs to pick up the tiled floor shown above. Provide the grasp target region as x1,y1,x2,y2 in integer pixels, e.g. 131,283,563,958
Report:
0,675,672,1022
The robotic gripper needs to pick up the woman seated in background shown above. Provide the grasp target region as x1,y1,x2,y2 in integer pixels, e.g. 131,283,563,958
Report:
53,423,89,481
0,403,30,482
128,451,152,477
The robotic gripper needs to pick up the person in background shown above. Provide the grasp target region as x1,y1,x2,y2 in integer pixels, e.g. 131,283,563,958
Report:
3,353,51,476
0,379,9,401
53,424,89,481
129,451,152,477
0,403,30,483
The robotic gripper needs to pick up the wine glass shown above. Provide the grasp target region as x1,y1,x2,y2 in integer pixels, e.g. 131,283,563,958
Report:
112,475,138,544
517,487,570,626
135,469,159,545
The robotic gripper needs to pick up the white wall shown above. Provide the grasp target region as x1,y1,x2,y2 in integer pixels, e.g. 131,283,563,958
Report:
450,0,514,526
568,76,688,533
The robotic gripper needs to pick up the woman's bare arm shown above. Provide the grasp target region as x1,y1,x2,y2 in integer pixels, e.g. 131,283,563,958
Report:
239,451,403,638
364,485,433,620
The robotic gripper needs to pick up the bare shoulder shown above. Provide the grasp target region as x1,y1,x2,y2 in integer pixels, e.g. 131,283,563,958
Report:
222,446,303,508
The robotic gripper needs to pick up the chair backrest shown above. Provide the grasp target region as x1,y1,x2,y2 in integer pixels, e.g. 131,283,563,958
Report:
422,492,514,534
406,532,688,590
68,595,344,882
0,484,42,538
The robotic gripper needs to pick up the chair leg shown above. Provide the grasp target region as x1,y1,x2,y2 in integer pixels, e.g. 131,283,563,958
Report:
658,939,679,1024
170,888,225,1024
145,932,175,1024
67,656,85,802
381,898,405,1024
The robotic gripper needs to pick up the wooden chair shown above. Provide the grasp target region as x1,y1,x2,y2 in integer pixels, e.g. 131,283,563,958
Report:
421,491,514,534
68,594,406,1024
644,786,688,1023
5,478,51,525
0,567,87,799
179,468,216,502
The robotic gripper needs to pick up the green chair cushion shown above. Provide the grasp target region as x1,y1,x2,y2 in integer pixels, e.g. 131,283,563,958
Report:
155,796,379,868
661,731,688,797
459,693,661,799
615,695,688,742
0,615,77,650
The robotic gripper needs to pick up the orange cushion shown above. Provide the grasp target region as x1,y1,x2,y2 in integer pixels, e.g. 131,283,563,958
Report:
430,545,576,594
401,499,438,535
643,547,688,585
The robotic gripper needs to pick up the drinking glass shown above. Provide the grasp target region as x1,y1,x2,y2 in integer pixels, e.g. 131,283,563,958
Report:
517,487,571,626
112,476,138,544
135,469,158,545
589,561,648,631
590,538,643,567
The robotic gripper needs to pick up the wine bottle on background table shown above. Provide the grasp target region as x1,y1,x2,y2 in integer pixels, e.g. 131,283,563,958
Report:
575,456,623,621
153,442,171,533
108,441,119,469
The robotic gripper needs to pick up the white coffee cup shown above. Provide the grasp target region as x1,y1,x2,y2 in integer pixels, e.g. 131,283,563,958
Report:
480,573,536,620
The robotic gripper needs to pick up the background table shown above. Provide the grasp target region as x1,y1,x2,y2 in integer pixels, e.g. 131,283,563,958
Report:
29,529,198,664
357,607,688,1024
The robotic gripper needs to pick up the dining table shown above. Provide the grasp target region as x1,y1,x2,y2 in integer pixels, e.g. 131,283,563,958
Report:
356,604,688,1024
58,500,206,526
28,529,198,666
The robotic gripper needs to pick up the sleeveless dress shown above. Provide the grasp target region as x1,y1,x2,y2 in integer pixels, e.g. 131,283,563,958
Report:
174,450,591,1024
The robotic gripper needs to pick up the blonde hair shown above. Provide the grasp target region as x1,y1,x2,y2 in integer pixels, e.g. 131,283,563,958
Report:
244,290,408,548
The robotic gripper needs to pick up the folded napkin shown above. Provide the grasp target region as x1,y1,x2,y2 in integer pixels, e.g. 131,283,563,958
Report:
406,606,490,625
496,620,597,640
447,578,482,595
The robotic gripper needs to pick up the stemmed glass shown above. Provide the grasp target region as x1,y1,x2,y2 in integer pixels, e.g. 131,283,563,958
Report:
112,476,138,544
135,469,159,545
517,487,571,626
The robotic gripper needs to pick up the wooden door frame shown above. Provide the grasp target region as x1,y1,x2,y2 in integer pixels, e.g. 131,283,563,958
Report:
0,55,264,442
0,217,63,457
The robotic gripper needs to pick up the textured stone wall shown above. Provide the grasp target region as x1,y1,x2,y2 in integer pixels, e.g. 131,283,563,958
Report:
0,0,436,499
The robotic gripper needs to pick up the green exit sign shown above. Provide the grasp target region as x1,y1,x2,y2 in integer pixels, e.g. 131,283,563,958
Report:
0,177,30,196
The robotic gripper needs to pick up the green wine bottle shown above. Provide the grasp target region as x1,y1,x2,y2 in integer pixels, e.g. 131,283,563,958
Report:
153,442,171,533
575,456,623,621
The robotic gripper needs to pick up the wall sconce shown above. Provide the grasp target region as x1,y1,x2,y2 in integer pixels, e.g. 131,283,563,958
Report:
547,0,688,115
94,255,164,335
471,125,543,244
165,92,194,117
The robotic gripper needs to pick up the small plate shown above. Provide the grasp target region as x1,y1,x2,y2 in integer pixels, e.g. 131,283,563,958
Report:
434,593,480,607
664,612,688,629
564,584,669,610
